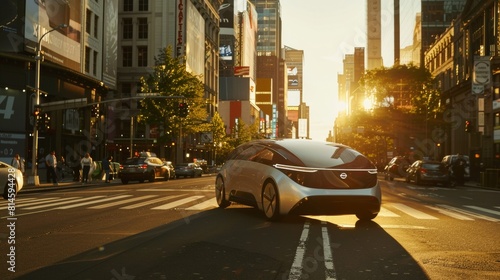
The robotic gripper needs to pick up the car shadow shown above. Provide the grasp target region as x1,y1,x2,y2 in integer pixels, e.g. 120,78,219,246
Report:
15,207,429,280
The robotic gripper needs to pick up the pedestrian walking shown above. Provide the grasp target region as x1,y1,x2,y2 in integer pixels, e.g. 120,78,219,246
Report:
11,154,25,174
45,151,58,185
102,156,113,183
80,153,93,184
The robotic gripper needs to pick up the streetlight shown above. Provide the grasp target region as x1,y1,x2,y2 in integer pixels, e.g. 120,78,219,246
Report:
29,23,67,186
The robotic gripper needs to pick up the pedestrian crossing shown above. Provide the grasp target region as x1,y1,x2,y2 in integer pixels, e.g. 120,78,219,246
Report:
2,194,500,222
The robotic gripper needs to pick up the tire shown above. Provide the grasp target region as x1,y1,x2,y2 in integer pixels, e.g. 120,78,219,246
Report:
215,176,230,208
3,181,16,200
356,211,378,221
415,175,421,185
121,178,129,184
262,180,280,221
149,171,156,182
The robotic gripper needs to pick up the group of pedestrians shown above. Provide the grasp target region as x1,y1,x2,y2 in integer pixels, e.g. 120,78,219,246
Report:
10,150,115,186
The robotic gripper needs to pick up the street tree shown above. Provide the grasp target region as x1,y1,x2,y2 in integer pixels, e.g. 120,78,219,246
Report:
138,47,206,145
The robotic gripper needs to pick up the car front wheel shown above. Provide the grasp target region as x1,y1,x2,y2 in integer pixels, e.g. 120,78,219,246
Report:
215,176,230,208
356,211,378,221
262,180,280,221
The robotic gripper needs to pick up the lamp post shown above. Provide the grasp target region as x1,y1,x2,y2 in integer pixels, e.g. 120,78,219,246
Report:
29,23,67,186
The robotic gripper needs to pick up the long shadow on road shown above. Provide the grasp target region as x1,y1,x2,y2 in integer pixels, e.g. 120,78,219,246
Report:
14,207,428,280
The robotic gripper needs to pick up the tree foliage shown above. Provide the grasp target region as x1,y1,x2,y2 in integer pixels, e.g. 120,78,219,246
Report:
138,47,206,143
360,64,442,119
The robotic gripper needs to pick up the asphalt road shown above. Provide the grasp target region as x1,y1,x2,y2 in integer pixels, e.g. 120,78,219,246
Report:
1,176,499,279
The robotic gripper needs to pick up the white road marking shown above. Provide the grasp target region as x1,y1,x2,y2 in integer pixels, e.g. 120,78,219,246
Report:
23,196,105,210
321,222,337,280
390,203,438,219
437,204,500,222
464,205,500,216
425,205,474,220
378,207,400,217
288,222,310,280
185,197,217,210
57,195,132,209
88,195,158,209
151,196,205,210
120,195,186,209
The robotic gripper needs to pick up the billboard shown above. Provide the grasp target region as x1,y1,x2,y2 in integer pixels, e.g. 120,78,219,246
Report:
24,0,82,71
0,0,25,52
219,0,234,29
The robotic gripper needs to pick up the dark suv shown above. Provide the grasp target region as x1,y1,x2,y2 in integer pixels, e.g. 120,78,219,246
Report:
119,153,170,184
384,156,411,181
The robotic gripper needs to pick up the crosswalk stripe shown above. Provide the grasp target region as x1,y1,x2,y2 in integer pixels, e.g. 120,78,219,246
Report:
88,195,158,209
0,197,69,210
120,195,185,209
464,205,500,216
437,204,500,222
23,196,105,210
152,195,205,210
425,205,474,220
185,197,217,210
390,203,438,219
57,195,132,209
378,206,400,217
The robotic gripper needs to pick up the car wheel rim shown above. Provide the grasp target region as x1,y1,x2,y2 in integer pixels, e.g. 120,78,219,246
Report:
262,182,277,218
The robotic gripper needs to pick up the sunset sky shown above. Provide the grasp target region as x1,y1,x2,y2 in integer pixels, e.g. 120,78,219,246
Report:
281,0,421,140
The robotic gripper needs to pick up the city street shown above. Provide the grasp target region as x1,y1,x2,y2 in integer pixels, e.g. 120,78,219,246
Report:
1,175,499,279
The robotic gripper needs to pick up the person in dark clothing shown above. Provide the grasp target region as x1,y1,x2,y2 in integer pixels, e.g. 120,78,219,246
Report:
102,156,113,183
452,157,466,186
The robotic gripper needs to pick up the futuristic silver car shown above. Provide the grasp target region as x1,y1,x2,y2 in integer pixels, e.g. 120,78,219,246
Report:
1,161,24,200
215,139,381,221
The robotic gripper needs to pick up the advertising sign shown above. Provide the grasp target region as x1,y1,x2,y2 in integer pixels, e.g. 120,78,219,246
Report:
176,0,186,57
0,88,27,133
24,0,82,71
472,56,491,95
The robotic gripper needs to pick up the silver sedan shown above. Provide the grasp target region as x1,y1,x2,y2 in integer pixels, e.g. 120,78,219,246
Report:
215,139,381,221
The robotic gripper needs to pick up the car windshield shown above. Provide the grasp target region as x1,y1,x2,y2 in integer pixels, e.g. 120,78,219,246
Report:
124,158,145,165
422,163,444,171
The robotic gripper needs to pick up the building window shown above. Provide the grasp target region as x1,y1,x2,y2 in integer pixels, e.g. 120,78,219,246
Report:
93,50,98,75
86,9,92,34
122,18,133,39
139,0,149,11
138,18,148,39
123,0,133,11
123,18,133,39
122,46,132,67
85,47,91,73
94,15,99,38
138,46,147,67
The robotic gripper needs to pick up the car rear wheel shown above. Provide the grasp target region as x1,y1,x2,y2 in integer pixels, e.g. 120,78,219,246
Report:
121,178,129,184
262,180,280,221
3,181,17,200
356,211,378,221
149,171,155,182
215,176,230,208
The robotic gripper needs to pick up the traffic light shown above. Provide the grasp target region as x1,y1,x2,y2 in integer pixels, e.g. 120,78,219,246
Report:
465,120,472,132
33,105,42,127
178,102,189,118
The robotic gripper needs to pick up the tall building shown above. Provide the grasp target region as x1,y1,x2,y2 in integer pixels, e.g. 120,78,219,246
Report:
250,0,286,138
284,46,305,138
367,0,383,70
0,0,118,178
116,0,221,161
420,0,466,65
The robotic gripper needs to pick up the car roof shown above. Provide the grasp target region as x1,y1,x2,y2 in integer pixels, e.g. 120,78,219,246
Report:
237,139,372,168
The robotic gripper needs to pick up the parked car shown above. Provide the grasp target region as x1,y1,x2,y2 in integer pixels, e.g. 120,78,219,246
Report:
384,156,411,181
175,163,203,178
119,154,170,184
163,161,176,180
441,154,470,182
405,160,450,186
1,161,24,200
215,139,381,221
